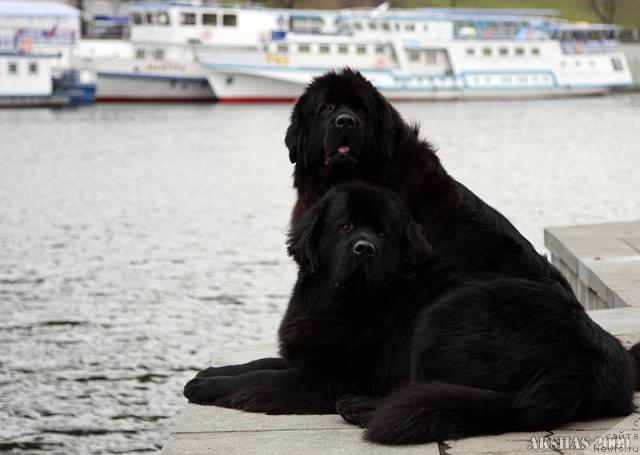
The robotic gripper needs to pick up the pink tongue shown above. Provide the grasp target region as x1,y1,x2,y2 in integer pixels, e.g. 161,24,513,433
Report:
338,146,350,154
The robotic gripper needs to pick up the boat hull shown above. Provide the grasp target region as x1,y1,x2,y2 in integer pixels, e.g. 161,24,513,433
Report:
207,69,614,102
95,73,216,102
0,94,70,108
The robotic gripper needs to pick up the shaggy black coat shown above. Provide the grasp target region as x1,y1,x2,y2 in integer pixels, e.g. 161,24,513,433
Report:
184,183,637,445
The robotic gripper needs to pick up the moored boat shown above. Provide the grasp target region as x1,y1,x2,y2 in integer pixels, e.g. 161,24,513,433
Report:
191,5,633,101
0,1,96,106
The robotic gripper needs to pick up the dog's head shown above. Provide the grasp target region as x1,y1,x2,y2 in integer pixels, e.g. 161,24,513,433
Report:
285,68,406,180
287,182,432,296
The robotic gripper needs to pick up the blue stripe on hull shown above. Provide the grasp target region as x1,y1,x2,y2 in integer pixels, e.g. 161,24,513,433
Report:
97,72,208,82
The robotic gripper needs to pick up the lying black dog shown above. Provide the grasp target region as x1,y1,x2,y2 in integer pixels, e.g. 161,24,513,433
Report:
185,182,637,444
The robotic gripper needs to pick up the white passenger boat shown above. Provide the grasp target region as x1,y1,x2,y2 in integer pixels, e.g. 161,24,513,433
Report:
77,4,215,102
187,5,632,101
0,1,96,106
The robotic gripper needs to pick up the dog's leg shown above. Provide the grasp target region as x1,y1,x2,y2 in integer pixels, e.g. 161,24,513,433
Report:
336,394,382,427
196,357,285,377
184,368,346,414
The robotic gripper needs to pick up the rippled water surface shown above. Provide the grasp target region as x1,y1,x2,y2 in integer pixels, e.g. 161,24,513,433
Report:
1,95,639,454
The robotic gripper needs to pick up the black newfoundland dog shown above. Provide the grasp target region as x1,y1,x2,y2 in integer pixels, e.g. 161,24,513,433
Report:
185,69,639,443
185,182,637,444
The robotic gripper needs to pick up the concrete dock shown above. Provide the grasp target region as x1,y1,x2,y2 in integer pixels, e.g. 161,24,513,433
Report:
161,221,640,454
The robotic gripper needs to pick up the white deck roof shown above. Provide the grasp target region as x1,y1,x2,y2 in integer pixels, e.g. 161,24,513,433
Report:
0,1,79,17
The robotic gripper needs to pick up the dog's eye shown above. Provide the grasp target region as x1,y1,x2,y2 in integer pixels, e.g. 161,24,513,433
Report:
377,232,386,239
340,223,353,232
321,103,335,114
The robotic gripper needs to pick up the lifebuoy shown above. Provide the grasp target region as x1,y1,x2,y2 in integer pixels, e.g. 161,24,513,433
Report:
18,37,32,53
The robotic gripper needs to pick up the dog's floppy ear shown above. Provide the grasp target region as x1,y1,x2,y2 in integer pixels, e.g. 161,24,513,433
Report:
401,218,433,277
285,93,310,167
374,89,407,160
287,198,325,274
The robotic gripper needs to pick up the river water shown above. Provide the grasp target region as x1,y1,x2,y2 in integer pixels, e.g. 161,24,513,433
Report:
1,95,639,454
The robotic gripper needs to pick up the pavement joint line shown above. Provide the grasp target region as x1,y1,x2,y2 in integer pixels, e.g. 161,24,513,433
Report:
621,237,640,254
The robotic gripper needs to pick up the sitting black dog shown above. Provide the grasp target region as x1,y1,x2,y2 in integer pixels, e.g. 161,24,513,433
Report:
184,182,637,444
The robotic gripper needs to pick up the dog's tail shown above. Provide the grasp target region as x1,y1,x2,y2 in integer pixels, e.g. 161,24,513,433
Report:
629,343,640,390
365,380,582,445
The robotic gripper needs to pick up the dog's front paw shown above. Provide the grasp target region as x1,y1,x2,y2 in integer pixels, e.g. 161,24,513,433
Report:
336,394,380,428
183,376,236,405
196,366,224,378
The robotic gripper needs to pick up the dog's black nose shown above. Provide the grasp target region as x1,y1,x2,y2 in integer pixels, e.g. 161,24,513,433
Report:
353,240,375,256
335,113,356,129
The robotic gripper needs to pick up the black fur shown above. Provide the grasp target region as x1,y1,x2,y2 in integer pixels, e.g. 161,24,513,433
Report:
184,183,637,444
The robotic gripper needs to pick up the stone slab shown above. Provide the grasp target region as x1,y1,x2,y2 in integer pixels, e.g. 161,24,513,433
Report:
587,307,640,336
545,221,640,308
174,403,354,434
162,430,440,455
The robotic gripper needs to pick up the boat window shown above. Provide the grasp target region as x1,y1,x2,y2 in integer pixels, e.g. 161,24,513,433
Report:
408,50,420,61
499,47,508,56
369,22,378,31
425,49,437,64
299,44,310,53
223,14,237,27
405,23,415,32
356,45,366,55
423,23,429,32
531,47,540,56
515,47,524,56
319,44,330,53
146,12,155,24
131,12,143,25
482,47,492,56
277,44,288,53
611,57,623,71
157,11,170,25
588,30,601,40
338,45,348,54
375,45,385,54
28,62,37,74
395,23,401,31
381,22,390,31
155,49,164,60
8,62,17,74
353,22,363,31
180,12,196,25
136,49,145,59
466,48,475,56
290,16,323,33
203,13,217,26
